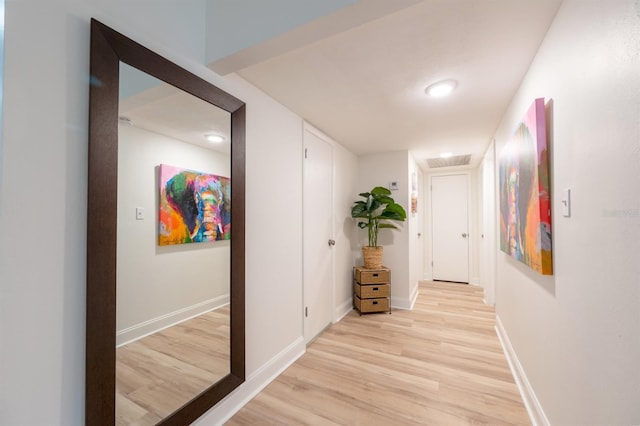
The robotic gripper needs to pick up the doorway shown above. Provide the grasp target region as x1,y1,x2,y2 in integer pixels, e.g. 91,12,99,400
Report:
303,125,334,343
430,173,470,283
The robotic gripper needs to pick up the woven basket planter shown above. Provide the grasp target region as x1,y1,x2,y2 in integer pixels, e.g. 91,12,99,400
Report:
362,246,383,269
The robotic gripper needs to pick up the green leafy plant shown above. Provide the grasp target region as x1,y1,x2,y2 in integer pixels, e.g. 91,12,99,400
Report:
351,186,407,247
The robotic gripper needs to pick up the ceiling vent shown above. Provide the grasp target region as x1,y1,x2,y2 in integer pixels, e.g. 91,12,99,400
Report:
426,154,471,168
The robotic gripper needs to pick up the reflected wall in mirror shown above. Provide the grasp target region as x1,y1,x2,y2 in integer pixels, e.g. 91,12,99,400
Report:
116,64,232,424
87,19,245,426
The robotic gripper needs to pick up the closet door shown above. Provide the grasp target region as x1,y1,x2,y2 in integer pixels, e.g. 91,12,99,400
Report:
303,126,334,343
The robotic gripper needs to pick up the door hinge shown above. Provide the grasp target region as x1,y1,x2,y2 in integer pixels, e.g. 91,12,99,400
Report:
305,307,308,317
431,261,433,266
304,148,308,159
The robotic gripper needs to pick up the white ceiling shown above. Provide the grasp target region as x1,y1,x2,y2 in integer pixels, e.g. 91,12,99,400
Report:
225,0,562,170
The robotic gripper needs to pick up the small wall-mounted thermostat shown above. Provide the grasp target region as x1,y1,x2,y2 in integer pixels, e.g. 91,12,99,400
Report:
389,181,399,191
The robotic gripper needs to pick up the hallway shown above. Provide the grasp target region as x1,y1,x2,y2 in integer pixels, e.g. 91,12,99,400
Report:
227,281,529,425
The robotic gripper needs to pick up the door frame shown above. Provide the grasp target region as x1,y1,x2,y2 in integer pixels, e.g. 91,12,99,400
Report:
302,122,336,343
425,171,472,282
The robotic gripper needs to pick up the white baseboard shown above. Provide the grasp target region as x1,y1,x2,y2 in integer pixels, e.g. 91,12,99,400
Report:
495,315,549,426
390,297,411,311
334,298,353,322
391,282,420,310
194,336,306,425
116,295,229,347
470,276,480,286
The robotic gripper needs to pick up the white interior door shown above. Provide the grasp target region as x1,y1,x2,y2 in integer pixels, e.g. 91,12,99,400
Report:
303,128,334,344
431,174,469,283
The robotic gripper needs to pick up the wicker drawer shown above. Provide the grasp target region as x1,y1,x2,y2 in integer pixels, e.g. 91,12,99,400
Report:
354,283,390,299
354,267,389,284
354,295,390,313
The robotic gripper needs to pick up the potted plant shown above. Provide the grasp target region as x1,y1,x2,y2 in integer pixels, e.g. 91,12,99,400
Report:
351,186,407,269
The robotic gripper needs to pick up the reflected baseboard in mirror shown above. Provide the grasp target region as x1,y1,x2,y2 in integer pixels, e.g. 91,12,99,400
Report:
87,19,245,426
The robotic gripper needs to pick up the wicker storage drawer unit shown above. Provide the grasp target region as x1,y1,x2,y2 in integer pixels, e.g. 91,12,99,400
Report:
354,268,389,284
354,283,390,299
353,266,391,315
354,295,390,314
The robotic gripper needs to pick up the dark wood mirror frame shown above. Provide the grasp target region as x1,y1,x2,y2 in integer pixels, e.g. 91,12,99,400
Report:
86,19,245,425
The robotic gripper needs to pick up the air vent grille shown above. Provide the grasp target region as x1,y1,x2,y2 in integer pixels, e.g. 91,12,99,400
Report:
426,154,471,168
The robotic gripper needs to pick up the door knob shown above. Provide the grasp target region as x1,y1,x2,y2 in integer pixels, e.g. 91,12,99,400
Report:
328,239,336,246
462,233,467,238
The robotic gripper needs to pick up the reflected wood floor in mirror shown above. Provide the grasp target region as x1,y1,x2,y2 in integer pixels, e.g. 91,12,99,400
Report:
227,281,530,425
116,305,230,425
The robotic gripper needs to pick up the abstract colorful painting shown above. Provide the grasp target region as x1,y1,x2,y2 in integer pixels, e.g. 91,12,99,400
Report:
499,98,552,275
158,164,230,246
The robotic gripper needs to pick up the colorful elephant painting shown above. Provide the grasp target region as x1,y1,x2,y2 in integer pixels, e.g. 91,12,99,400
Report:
159,164,230,246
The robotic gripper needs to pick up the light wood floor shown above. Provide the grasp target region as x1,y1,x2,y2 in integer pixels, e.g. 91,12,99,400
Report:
116,305,230,426
227,281,529,425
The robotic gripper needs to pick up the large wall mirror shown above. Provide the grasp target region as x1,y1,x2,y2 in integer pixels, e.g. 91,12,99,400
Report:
86,19,245,425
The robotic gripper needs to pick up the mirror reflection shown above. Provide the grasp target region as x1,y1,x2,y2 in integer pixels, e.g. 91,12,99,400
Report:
115,63,231,425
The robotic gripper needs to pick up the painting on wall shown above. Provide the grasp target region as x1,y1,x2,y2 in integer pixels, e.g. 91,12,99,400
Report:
499,98,552,275
158,164,231,246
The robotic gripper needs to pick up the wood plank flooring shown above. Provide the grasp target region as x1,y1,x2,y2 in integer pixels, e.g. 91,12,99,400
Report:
227,281,529,425
116,305,230,425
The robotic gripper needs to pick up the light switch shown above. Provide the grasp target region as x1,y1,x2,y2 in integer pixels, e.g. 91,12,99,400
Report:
136,207,145,220
561,189,571,217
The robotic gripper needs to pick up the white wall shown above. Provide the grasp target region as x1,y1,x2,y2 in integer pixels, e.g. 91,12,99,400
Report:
333,140,359,318
357,151,412,308
407,153,423,306
0,1,306,424
116,124,230,344
222,71,303,378
493,1,640,424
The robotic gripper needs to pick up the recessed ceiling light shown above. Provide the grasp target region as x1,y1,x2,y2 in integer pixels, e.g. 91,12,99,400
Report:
440,152,453,158
425,79,457,98
206,134,225,143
